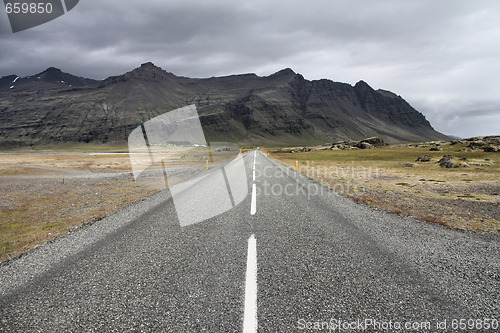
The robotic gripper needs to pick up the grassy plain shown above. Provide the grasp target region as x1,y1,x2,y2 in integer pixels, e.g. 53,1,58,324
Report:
0,143,241,263
0,150,155,263
270,142,500,233
2,141,498,263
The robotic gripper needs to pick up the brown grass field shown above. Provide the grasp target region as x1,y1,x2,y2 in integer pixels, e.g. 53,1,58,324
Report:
0,144,240,263
269,142,500,233
1,142,498,263
0,152,157,263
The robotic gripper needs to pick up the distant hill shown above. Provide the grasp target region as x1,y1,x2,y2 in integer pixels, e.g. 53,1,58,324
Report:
0,62,449,147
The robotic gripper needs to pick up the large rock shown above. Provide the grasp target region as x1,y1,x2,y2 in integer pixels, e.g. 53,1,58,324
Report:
416,154,432,162
484,145,500,152
438,155,458,168
468,141,486,149
361,137,385,146
356,142,374,149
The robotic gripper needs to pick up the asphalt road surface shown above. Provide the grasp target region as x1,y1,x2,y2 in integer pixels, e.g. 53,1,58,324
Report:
1,150,498,332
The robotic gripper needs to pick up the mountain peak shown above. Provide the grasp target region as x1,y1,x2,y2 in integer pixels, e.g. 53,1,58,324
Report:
354,80,372,88
44,67,62,73
34,67,65,79
354,80,375,95
271,68,296,76
140,62,157,68
35,67,67,81
1,67,98,89
279,68,295,74
267,68,297,82
105,62,175,84
136,62,167,73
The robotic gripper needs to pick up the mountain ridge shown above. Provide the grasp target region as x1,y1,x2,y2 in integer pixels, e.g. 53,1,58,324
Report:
0,63,449,147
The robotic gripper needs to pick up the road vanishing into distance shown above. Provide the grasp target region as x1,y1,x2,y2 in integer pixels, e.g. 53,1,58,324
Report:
1,151,499,332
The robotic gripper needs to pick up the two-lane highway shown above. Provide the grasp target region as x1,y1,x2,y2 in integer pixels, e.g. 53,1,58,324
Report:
1,150,498,332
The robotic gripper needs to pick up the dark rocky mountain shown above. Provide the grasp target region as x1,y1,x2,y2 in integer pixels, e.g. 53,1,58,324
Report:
0,67,98,91
0,62,449,147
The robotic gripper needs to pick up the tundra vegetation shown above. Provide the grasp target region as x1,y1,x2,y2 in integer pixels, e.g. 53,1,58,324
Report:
271,136,500,234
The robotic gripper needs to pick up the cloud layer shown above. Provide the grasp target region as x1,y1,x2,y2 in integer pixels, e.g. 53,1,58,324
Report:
1,0,499,137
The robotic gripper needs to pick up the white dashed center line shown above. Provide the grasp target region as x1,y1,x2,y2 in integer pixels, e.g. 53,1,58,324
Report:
250,151,257,215
250,184,257,215
243,234,258,333
244,152,258,331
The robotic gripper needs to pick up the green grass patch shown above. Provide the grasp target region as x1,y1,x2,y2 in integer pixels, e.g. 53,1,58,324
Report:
272,144,500,177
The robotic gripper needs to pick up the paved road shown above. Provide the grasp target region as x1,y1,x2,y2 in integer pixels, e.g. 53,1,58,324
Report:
1,151,498,332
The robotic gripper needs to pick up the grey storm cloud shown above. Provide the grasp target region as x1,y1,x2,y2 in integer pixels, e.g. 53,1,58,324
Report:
0,0,499,137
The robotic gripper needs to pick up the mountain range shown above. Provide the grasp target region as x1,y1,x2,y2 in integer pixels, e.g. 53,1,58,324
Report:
0,62,449,147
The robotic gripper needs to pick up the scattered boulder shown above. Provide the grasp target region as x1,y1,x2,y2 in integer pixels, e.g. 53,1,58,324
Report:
361,137,385,146
412,135,499,155
404,163,414,168
438,155,458,168
465,137,500,152
484,145,500,152
356,142,374,149
288,147,313,153
438,155,452,162
330,143,358,150
484,135,500,144
416,154,432,162
214,146,231,152
409,136,499,153
441,160,458,168
328,137,384,150
468,141,486,149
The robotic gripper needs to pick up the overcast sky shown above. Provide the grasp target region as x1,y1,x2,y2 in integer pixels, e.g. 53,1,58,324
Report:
1,0,499,138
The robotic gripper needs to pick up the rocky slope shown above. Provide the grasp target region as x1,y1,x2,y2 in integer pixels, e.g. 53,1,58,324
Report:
0,62,449,147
